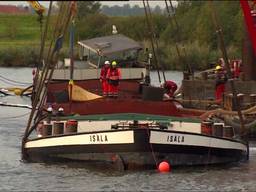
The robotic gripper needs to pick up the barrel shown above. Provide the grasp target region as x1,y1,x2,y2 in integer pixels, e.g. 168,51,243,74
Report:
53,122,64,135
212,123,223,137
142,86,164,101
223,125,234,138
201,121,212,135
42,123,52,137
65,120,78,133
250,94,256,105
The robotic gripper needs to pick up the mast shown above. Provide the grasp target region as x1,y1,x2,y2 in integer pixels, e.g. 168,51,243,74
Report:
209,1,246,137
164,0,193,77
22,1,77,159
145,0,166,82
70,20,75,81
142,0,162,84
240,1,256,80
69,19,75,113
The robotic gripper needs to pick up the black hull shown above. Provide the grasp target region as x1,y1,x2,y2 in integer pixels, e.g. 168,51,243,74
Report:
24,129,248,169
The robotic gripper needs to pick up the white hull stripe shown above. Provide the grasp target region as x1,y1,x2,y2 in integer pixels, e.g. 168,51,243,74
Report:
150,131,247,151
25,131,134,148
25,130,247,151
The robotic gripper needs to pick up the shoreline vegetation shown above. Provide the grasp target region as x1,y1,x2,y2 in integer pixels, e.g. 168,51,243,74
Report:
0,1,243,70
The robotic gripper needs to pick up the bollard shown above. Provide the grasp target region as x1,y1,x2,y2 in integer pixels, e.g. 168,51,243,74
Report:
213,123,223,137
65,120,78,134
53,122,64,135
223,125,234,138
201,121,213,135
42,123,52,137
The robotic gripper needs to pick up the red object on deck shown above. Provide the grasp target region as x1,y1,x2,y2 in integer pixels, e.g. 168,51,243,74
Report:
66,119,78,126
163,81,177,97
215,84,225,101
201,121,213,135
47,81,205,118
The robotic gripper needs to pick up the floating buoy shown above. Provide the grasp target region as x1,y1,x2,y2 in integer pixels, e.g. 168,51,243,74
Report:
14,89,22,96
158,161,171,173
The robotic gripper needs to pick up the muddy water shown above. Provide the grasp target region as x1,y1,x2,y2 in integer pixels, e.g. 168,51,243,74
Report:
0,68,255,191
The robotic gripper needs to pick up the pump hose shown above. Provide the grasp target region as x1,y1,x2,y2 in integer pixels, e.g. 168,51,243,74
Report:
224,116,256,131
200,105,256,120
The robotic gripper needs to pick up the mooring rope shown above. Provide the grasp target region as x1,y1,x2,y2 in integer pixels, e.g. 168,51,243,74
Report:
145,125,159,169
0,75,31,86
23,1,55,140
36,1,76,114
142,0,162,84
145,0,166,82
24,1,76,140
0,111,31,120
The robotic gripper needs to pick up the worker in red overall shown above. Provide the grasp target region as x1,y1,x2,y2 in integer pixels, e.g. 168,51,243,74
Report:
100,60,110,96
162,80,178,100
107,61,121,98
233,60,241,79
215,65,227,101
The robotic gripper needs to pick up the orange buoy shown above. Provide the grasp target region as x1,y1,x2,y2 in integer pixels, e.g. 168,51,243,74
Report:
158,161,171,173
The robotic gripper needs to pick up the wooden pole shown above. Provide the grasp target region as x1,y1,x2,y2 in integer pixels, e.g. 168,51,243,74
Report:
209,1,246,137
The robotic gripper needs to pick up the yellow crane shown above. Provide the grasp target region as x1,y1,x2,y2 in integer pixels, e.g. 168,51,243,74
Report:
27,1,45,15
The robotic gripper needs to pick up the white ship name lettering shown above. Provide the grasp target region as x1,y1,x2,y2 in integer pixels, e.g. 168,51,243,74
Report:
167,135,184,143
90,134,108,142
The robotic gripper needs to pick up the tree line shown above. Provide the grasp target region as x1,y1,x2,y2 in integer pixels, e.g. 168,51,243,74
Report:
101,4,165,16
0,1,245,70
73,1,244,70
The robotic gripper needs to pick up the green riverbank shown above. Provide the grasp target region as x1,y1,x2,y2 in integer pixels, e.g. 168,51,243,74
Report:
0,1,243,69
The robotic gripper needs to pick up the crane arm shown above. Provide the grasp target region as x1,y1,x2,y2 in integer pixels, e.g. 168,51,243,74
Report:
27,1,45,15
240,0,256,56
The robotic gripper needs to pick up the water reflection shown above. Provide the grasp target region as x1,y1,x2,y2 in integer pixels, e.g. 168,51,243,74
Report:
0,68,255,191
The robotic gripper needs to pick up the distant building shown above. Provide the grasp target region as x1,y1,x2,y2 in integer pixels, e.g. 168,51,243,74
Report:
0,5,30,14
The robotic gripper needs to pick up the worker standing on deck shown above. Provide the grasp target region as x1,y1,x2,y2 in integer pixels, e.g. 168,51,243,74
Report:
233,60,242,79
161,80,178,100
107,61,121,98
100,61,110,96
215,65,227,101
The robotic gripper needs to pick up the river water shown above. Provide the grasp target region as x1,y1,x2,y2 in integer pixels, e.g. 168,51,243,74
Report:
0,67,256,191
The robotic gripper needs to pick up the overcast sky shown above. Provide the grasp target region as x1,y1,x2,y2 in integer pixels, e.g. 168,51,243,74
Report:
0,1,176,8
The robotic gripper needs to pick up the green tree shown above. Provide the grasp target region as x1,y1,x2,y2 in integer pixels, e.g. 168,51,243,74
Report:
77,1,101,20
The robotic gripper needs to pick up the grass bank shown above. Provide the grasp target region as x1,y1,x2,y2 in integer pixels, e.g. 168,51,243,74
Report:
0,11,242,69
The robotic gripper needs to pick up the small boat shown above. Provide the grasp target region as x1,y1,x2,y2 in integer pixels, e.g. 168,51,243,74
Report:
22,33,249,169
24,112,248,169
22,2,249,169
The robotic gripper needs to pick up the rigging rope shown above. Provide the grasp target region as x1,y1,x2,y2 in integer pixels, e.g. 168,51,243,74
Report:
164,0,193,76
36,2,76,115
145,0,166,82
0,78,29,87
23,1,76,143
23,1,55,141
0,75,31,86
142,0,162,83
0,112,31,120
208,1,246,137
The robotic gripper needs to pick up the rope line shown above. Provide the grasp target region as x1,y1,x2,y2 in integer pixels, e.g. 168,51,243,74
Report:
0,112,30,120
143,0,161,83
145,127,159,169
24,1,75,140
0,75,31,85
